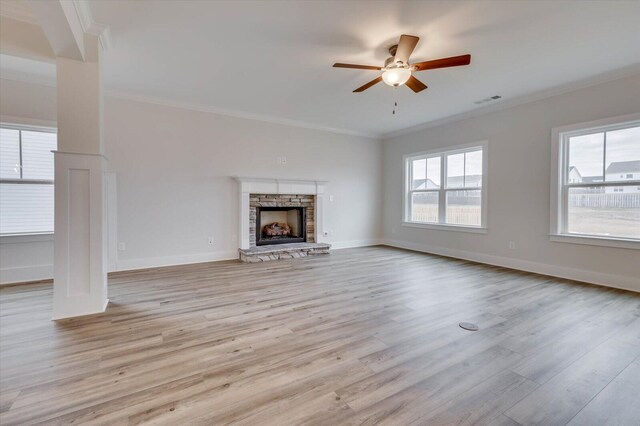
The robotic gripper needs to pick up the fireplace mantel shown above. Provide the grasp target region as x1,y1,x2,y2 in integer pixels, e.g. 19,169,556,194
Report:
234,177,327,250
234,177,327,196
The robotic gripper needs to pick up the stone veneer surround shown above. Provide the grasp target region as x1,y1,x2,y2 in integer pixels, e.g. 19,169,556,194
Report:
249,194,315,247
235,178,329,262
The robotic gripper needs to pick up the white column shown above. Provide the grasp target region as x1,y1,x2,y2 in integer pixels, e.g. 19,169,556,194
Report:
52,153,108,319
52,34,108,319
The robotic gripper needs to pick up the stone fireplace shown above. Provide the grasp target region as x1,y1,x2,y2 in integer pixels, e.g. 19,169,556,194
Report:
235,178,330,262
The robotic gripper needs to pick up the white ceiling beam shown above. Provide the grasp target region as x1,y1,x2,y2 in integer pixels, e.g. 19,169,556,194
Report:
0,0,112,52
26,0,85,60
73,0,112,50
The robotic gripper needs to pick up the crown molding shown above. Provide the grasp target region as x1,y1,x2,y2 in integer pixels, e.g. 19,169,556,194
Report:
72,0,112,50
382,63,640,140
106,90,381,140
110,65,640,142
0,74,376,138
3,63,638,142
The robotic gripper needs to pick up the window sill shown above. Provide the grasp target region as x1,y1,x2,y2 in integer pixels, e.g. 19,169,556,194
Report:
402,221,488,234
0,233,54,244
550,234,639,250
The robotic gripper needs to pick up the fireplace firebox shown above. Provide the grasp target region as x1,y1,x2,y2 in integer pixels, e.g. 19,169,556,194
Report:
256,206,306,246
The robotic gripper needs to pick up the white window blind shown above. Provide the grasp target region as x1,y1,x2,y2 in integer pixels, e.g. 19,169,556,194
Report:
0,125,57,235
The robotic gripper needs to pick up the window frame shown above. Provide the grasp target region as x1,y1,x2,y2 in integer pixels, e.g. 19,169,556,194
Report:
0,122,57,237
550,113,640,250
402,141,488,233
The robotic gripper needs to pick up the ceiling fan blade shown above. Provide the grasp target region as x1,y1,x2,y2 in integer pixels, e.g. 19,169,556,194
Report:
353,76,382,92
412,54,471,71
405,75,428,93
333,63,382,70
394,34,419,65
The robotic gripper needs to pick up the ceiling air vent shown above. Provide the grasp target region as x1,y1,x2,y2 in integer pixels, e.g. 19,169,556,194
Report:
474,95,502,105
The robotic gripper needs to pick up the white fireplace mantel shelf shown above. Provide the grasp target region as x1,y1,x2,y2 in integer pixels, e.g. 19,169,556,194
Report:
234,177,328,250
234,177,327,196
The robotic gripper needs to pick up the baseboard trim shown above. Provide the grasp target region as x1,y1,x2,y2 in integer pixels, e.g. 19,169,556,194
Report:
1,241,384,286
0,265,53,286
115,241,384,271
115,250,239,272
382,239,639,293
52,298,110,321
330,239,384,249
3,243,636,293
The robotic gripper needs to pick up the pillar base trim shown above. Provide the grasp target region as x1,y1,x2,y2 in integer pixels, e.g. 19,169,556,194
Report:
52,298,109,321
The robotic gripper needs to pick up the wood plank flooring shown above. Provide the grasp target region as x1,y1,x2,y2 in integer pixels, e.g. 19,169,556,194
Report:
1,246,639,425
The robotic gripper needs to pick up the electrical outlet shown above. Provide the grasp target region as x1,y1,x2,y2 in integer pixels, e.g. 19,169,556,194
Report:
329,195,334,202
392,227,396,234
277,156,288,165
118,242,126,251
231,234,237,242
208,236,214,245
508,241,516,250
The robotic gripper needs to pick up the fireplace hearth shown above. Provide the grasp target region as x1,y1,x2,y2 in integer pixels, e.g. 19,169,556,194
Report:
256,206,306,245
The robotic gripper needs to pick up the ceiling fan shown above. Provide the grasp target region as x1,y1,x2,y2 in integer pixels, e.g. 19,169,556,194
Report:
333,34,471,93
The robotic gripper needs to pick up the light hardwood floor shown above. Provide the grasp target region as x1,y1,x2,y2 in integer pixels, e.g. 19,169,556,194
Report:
1,246,639,425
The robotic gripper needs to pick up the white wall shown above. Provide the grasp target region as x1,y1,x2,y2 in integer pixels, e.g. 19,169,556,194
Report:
0,78,56,125
0,78,383,283
383,74,640,292
0,234,54,284
104,96,382,270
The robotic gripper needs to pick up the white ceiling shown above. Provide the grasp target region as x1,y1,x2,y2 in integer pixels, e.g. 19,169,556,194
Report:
3,1,640,138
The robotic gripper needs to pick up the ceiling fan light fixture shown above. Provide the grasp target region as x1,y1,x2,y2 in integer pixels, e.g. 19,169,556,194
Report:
382,67,411,87
333,34,470,93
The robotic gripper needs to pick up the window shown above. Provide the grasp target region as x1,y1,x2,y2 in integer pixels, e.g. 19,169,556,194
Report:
404,142,487,231
551,114,640,248
0,125,57,235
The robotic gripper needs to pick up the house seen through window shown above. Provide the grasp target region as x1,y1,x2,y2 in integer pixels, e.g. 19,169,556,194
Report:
558,123,640,240
405,144,486,229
